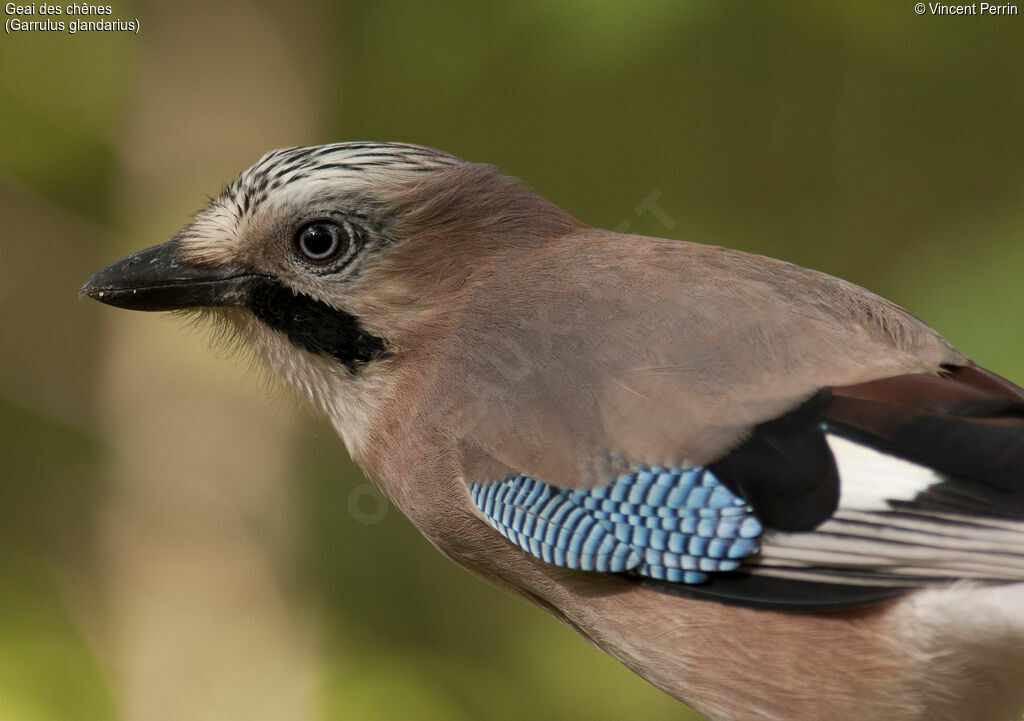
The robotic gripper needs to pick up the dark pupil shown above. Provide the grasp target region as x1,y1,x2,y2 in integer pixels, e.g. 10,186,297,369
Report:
300,223,339,259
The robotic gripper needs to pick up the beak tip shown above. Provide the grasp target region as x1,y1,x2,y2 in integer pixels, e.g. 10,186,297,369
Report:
79,269,116,303
79,279,98,302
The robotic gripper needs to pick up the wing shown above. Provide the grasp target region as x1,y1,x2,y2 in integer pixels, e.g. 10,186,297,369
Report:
411,227,1022,607
749,363,1024,589
469,364,1024,608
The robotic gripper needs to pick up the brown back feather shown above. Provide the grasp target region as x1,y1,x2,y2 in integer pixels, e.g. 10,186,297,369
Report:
355,164,966,491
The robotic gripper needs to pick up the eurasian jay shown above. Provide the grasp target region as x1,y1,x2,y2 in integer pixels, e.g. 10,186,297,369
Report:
81,143,1024,721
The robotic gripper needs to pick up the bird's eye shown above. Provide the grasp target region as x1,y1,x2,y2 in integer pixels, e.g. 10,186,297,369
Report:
296,221,348,262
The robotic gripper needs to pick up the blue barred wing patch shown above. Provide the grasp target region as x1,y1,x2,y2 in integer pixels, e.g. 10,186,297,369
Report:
470,468,762,584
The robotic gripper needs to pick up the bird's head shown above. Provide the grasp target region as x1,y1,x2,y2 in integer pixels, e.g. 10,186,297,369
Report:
81,142,581,457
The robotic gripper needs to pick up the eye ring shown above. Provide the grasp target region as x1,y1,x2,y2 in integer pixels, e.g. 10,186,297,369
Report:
295,221,349,262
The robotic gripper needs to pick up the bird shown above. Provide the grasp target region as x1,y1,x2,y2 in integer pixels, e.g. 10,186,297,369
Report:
81,142,1024,721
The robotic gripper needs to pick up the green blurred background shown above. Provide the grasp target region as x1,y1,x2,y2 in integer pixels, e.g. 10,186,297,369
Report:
2,2,1023,719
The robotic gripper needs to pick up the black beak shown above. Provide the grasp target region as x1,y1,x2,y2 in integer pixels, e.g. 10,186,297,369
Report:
80,240,262,311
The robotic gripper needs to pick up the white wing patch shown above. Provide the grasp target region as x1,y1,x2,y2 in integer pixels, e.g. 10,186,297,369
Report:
826,432,941,511
749,433,1024,585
